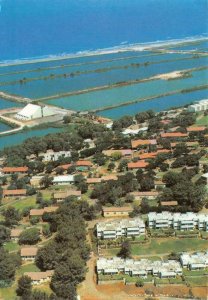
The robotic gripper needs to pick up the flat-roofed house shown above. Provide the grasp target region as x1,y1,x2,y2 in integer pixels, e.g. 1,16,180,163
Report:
86,178,102,185
96,217,145,239
76,160,92,171
30,207,58,218
188,99,208,112
102,149,132,158
30,176,44,188
21,247,38,261
130,191,159,201
187,126,206,132
101,175,118,182
97,257,182,278
131,139,157,149
52,175,74,185
128,161,149,170
3,189,27,198
24,271,54,285
2,166,28,174
102,206,133,218
148,212,172,229
53,190,81,202
180,252,208,270
39,150,71,162
160,132,188,139
148,212,208,231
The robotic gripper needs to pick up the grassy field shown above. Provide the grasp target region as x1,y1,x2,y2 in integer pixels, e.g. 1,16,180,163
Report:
185,275,208,286
3,241,20,252
0,263,40,300
1,195,37,211
196,115,208,125
104,238,208,256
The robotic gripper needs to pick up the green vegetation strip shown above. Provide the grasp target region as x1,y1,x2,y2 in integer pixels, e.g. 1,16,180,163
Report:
35,65,208,102
0,52,166,77
90,84,208,113
1,54,205,87
105,238,208,256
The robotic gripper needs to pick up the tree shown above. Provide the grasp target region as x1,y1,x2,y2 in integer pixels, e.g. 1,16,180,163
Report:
93,152,107,166
111,151,122,161
107,162,115,171
3,206,21,227
19,228,40,245
118,159,128,172
135,278,144,287
16,275,32,300
40,175,53,188
118,240,131,258
0,248,17,283
0,225,11,245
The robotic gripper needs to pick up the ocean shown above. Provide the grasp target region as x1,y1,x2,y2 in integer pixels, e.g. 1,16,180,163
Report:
0,0,207,63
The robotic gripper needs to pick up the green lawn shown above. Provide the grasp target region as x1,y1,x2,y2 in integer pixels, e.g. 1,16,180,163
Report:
185,275,208,286
196,115,208,125
3,241,20,252
16,263,40,277
1,195,37,211
105,238,208,256
183,269,208,276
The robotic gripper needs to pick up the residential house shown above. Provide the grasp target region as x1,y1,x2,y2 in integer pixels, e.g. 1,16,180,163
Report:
180,252,208,270
131,139,157,149
52,175,74,185
2,166,28,174
38,150,71,162
130,191,159,201
97,257,182,278
53,190,81,202
21,247,38,261
30,176,44,188
128,161,149,170
3,189,27,198
102,206,133,218
96,217,145,239
30,207,58,218
10,229,23,241
160,132,188,139
24,271,54,285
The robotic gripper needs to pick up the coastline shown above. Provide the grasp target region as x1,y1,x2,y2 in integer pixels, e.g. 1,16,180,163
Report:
0,36,207,68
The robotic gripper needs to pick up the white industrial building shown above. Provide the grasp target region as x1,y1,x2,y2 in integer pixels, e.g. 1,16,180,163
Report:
52,175,74,185
16,104,56,120
96,217,145,239
188,99,208,112
148,212,208,231
180,252,208,270
38,150,71,162
97,257,182,278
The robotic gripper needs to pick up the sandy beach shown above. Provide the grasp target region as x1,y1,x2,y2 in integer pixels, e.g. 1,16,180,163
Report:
0,36,207,68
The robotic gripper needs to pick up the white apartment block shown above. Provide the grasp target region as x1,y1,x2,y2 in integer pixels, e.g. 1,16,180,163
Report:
180,252,208,270
38,150,71,162
188,99,208,112
148,212,208,231
96,217,145,239
97,257,182,278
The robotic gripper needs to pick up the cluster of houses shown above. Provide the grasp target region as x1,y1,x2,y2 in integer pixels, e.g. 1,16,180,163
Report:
148,212,208,231
96,217,145,239
97,251,208,279
97,257,182,279
96,212,208,240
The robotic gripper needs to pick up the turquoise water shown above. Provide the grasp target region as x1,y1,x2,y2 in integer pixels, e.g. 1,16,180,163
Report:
0,122,11,132
99,89,208,119
1,55,207,99
45,69,208,111
0,97,23,109
0,127,63,149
